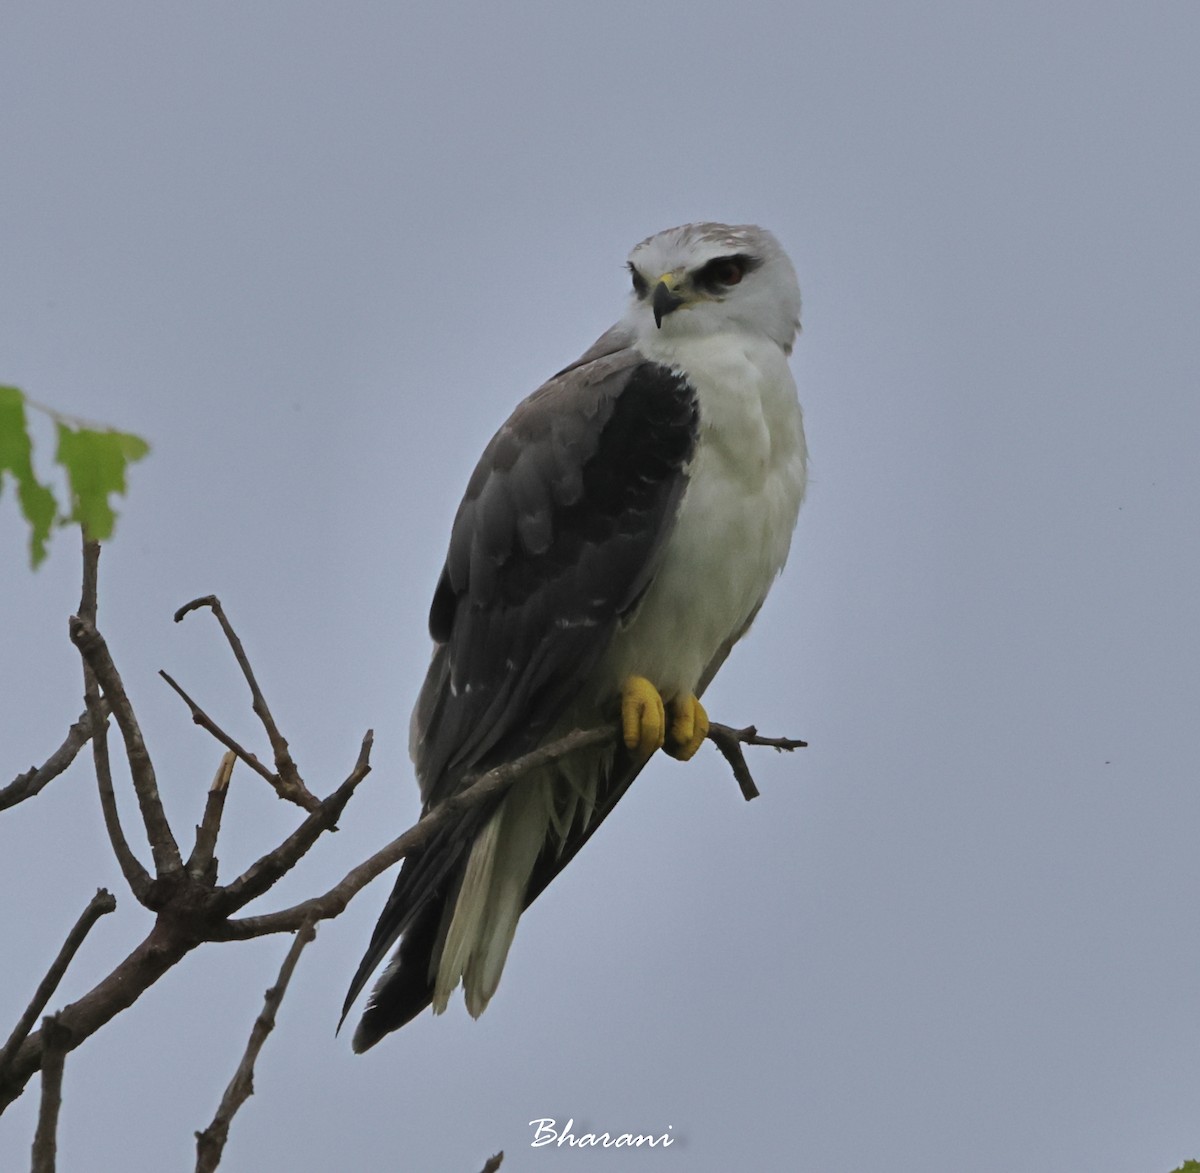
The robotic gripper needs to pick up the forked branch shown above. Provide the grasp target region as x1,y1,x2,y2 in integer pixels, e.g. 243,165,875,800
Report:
707,722,808,801
173,596,318,811
70,614,182,878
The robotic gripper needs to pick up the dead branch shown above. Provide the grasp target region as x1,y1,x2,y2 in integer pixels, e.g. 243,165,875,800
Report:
214,732,374,917
707,722,807,801
479,1153,504,1172
194,919,317,1173
30,1016,70,1173
0,918,198,1113
75,537,153,900
0,889,116,1080
1,705,107,812
173,596,318,811
186,752,236,882
159,669,282,793
70,614,182,878
0,725,373,1114
84,636,152,901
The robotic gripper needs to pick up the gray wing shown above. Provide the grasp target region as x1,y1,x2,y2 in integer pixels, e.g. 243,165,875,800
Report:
416,342,697,804
343,339,699,1040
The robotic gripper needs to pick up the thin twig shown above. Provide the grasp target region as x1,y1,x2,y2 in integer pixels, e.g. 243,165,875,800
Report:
706,722,807,802
70,615,183,877
74,538,153,896
0,890,116,1079
726,724,809,753
174,596,317,810
30,1016,70,1173
479,1154,504,1172
1,705,107,812
194,919,318,1173
187,752,236,882
86,658,151,898
77,539,150,891
215,732,374,915
160,670,282,793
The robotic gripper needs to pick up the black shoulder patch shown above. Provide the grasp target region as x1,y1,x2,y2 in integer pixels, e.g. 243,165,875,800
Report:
493,362,698,611
414,356,699,797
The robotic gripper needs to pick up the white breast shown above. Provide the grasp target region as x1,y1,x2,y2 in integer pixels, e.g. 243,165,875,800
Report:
595,331,807,700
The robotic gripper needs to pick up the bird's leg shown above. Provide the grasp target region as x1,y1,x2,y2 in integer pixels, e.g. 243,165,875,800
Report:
665,693,709,762
620,675,666,758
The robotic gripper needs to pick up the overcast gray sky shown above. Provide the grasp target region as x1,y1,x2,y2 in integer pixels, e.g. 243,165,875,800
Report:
3,3,1199,1170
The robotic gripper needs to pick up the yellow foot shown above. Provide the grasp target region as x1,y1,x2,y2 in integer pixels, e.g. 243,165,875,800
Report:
620,675,666,758
665,694,709,761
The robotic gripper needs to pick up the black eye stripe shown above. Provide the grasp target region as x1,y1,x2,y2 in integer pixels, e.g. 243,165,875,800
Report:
695,253,760,291
628,263,649,298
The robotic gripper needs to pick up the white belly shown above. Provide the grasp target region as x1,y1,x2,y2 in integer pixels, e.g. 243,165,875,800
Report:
595,332,807,700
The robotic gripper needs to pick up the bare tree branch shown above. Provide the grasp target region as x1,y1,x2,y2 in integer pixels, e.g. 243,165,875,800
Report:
160,669,282,794
0,705,107,812
215,732,373,916
1,542,107,816
194,919,317,1173
70,614,183,878
86,656,152,900
0,920,197,1113
479,1153,504,1172
87,676,152,897
187,752,236,883
0,729,370,1111
0,890,116,1080
30,1016,70,1173
74,537,154,900
174,596,318,811
707,722,807,801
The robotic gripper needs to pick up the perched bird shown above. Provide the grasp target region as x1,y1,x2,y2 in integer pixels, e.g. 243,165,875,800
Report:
343,222,807,1051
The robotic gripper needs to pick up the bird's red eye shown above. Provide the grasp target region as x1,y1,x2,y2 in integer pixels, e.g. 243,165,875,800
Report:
714,259,743,285
697,255,750,291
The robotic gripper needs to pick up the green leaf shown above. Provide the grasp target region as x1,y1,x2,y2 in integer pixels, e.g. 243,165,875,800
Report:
0,385,58,567
55,422,151,543
1169,1162,1200,1173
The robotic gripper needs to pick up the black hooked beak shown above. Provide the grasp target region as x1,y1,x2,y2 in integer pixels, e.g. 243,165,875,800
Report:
652,280,685,328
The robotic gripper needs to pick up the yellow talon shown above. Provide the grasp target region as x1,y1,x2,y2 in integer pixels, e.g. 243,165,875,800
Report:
620,675,666,758
665,694,709,762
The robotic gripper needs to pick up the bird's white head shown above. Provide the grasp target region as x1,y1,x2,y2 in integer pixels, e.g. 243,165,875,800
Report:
621,222,802,355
